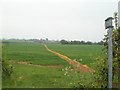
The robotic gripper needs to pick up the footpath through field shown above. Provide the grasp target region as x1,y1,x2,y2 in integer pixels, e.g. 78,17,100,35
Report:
44,44,94,73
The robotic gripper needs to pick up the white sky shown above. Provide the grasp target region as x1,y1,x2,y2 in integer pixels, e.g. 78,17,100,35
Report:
0,0,119,42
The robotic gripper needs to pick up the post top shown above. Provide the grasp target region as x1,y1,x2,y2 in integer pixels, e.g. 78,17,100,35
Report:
105,17,114,21
105,17,114,29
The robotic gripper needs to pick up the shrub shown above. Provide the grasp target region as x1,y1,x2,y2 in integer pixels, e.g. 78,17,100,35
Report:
2,59,13,78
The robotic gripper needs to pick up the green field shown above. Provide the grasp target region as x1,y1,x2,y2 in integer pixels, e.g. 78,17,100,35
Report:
3,42,69,66
47,44,103,67
2,42,103,88
3,61,95,88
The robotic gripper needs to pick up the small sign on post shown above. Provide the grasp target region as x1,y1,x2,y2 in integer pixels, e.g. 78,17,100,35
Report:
105,17,114,29
105,17,114,89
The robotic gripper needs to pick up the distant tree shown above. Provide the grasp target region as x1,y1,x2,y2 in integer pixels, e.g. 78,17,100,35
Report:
46,38,48,41
80,41,85,44
60,40,102,45
97,41,104,45
86,41,92,45
60,40,69,44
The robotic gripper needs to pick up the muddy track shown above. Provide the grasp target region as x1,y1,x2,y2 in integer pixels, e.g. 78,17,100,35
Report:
44,44,94,73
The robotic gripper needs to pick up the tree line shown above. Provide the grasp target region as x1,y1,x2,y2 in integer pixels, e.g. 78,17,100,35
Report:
2,38,103,45
60,39,103,45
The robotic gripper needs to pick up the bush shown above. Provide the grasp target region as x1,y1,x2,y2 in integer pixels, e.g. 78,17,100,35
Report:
93,58,108,88
2,59,13,78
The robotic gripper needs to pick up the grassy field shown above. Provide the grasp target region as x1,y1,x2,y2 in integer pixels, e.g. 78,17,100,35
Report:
2,42,69,66
3,61,94,88
47,44,104,67
2,42,103,88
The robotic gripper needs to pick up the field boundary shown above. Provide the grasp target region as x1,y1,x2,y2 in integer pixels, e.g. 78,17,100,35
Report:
44,44,94,73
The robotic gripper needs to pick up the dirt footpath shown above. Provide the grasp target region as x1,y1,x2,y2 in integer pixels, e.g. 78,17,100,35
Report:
44,44,94,73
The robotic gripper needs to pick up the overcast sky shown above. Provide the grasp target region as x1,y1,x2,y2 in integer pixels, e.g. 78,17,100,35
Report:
0,0,119,42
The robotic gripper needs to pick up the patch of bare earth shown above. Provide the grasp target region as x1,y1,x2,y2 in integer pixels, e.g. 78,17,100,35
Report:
17,61,63,68
44,44,94,73
18,61,29,65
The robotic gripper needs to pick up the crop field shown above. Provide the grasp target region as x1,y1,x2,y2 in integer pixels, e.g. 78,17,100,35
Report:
2,42,104,88
2,42,69,66
47,44,104,67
